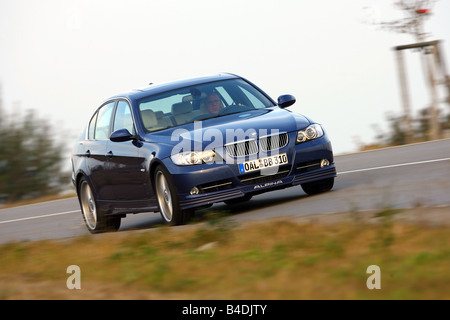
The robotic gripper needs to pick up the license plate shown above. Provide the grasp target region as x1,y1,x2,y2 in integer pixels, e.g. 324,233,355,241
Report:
238,153,288,174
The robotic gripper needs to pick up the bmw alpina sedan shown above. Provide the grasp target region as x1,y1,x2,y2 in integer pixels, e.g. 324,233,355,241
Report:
71,73,336,233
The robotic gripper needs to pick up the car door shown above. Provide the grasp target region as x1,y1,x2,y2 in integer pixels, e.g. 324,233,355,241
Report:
108,100,148,201
85,101,115,201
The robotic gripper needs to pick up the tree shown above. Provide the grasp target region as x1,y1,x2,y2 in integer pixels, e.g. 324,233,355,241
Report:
0,96,68,204
359,106,449,151
379,0,438,42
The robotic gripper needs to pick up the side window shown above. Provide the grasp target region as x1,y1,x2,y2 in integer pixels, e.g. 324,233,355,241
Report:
88,112,98,140
113,101,134,134
94,102,114,140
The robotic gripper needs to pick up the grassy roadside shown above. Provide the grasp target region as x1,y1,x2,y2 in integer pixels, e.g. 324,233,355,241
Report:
1,207,450,300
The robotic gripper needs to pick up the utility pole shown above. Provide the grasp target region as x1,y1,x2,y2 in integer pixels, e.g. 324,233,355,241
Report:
384,1,443,141
394,39,445,141
395,49,413,142
425,44,440,140
414,11,440,140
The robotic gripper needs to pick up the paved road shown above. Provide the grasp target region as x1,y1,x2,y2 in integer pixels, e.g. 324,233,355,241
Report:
0,139,449,244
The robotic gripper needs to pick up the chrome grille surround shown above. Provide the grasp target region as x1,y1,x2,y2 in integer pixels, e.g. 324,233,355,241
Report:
259,133,289,152
225,133,289,157
225,139,258,157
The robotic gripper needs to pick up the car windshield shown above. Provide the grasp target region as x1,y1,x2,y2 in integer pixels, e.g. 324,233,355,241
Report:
138,78,275,132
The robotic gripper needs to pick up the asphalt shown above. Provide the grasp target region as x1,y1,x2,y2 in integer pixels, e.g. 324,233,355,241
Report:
0,139,449,244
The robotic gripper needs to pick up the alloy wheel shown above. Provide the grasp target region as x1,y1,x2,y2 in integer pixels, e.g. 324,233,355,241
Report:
80,181,97,230
155,170,173,222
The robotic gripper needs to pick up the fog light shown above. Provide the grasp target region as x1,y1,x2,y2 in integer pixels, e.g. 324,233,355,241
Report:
320,159,330,168
190,186,200,195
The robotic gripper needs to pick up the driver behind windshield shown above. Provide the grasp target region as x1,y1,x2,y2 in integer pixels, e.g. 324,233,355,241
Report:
205,92,224,114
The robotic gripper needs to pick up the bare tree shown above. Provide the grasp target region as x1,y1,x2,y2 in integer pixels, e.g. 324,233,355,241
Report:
380,0,438,42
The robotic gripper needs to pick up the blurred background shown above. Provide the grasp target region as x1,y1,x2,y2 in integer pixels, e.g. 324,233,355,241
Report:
0,0,449,204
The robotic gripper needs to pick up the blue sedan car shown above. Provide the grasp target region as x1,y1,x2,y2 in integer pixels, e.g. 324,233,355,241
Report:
71,73,336,233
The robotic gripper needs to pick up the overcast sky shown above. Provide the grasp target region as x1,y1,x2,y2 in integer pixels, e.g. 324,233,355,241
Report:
1,0,449,159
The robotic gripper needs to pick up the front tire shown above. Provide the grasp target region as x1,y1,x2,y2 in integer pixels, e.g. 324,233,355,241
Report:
154,165,191,225
301,177,334,195
78,177,121,233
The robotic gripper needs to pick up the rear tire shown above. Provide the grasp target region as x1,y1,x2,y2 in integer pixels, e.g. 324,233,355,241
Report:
301,177,334,195
78,177,121,233
154,165,192,225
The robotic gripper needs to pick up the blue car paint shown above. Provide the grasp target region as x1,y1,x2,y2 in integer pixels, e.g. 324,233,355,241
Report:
72,73,336,223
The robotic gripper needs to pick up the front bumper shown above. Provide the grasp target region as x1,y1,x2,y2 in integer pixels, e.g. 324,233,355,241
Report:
178,164,336,209
164,133,336,210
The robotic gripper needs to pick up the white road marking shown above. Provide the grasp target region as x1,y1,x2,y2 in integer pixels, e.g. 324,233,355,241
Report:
0,210,80,225
337,158,450,175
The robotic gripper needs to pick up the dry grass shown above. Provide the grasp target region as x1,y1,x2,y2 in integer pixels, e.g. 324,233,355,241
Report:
1,207,450,300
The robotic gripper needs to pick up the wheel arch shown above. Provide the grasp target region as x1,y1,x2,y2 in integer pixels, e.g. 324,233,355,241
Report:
75,171,96,197
149,159,166,189
75,172,86,194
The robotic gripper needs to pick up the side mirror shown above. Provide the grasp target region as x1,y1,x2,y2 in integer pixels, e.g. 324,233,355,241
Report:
110,128,135,142
277,94,296,108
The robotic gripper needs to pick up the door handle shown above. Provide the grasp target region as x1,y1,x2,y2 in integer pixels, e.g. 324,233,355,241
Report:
85,150,91,158
107,151,114,159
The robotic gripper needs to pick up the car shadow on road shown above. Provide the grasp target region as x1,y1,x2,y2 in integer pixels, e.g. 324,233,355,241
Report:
117,181,354,232
209,193,309,217
120,190,309,232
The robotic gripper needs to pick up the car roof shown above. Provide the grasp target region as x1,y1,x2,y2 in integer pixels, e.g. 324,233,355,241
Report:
107,73,240,102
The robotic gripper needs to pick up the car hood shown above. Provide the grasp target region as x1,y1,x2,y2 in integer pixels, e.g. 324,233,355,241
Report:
143,107,311,154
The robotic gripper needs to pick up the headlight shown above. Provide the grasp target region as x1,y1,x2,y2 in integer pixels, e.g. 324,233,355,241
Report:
171,150,216,166
296,124,324,144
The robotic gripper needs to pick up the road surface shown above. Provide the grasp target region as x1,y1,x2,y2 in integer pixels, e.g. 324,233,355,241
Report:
0,139,449,244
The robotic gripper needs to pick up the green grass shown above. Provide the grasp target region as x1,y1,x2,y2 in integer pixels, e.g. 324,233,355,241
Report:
1,208,450,299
